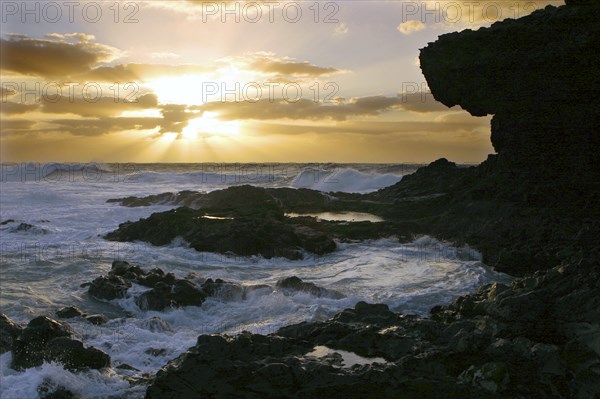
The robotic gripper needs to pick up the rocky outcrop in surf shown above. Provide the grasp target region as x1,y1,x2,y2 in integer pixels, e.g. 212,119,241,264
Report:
1,315,110,372
86,260,343,311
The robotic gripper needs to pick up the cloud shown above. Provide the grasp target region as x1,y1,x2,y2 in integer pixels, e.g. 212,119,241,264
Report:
398,91,455,113
398,20,426,35
246,54,344,77
77,63,213,82
43,117,164,136
334,23,349,36
39,93,159,117
1,86,17,97
195,95,404,121
143,0,239,16
245,117,489,137
45,33,96,42
0,34,121,79
0,119,36,130
418,1,560,28
0,102,40,114
159,104,199,133
151,52,181,60
195,91,452,121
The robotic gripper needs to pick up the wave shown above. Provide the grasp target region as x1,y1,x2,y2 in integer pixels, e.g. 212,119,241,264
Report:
0,163,113,182
133,170,287,186
291,168,402,194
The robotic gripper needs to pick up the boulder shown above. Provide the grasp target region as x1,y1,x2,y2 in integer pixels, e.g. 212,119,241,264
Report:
276,276,345,299
88,275,131,300
56,306,85,319
0,313,22,354
10,316,110,371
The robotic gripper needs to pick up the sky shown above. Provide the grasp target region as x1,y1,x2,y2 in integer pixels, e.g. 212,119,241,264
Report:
0,0,563,163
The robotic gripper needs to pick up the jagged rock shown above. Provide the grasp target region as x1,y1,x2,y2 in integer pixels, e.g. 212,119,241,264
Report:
56,306,85,319
276,276,345,299
420,2,600,176
88,275,131,300
37,378,79,399
110,260,131,276
84,314,108,325
458,362,510,393
134,280,207,311
201,278,246,301
105,205,337,260
10,316,110,371
136,317,173,333
135,283,173,311
0,313,22,354
45,337,110,371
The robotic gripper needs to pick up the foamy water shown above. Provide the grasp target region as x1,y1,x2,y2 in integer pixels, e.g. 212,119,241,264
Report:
0,163,509,399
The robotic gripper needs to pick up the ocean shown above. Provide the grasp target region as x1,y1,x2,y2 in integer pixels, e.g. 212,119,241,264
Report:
0,163,510,398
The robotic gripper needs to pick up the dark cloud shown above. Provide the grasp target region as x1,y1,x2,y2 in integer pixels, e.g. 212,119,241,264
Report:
0,34,119,79
47,117,165,136
250,57,342,77
40,93,159,117
0,102,40,114
196,96,404,121
195,93,454,121
0,119,36,130
250,118,488,136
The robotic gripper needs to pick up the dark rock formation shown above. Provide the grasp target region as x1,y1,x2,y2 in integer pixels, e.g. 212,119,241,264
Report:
56,306,85,319
135,280,207,311
0,313,22,354
6,315,110,371
88,261,206,311
107,185,330,214
38,378,80,399
276,276,345,299
88,274,132,300
105,204,337,260
84,314,108,325
354,1,600,276
419,2,600,177
147,261,599,398
87,261,344,312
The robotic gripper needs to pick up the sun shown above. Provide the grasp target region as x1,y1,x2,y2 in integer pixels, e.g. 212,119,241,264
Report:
146,66,260,106
181,112,242,139
146,74,210,105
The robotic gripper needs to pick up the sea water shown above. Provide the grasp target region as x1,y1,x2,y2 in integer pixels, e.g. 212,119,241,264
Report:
0,163,510,398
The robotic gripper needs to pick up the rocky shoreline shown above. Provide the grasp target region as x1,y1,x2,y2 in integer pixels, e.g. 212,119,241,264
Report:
2,1,599,398
2,258,597,398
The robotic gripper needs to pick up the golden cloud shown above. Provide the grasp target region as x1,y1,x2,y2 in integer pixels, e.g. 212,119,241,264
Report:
0,34,121,79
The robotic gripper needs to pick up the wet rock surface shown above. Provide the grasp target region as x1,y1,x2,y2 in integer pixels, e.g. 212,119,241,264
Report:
2,315,110,372
105,197,337,260
276,276,345,299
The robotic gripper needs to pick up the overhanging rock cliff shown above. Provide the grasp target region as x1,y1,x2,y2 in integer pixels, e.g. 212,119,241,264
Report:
420,2,600,176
